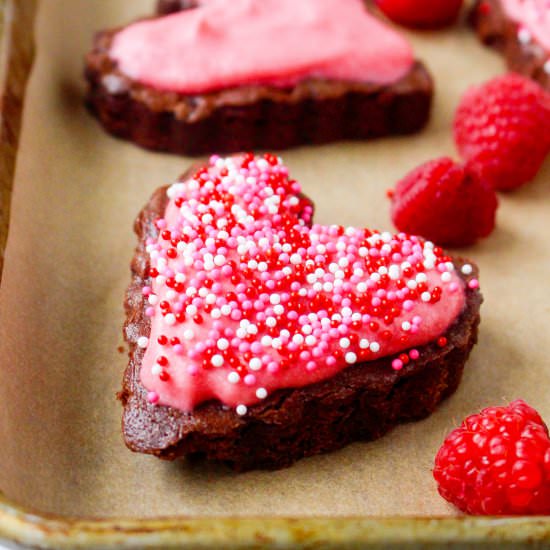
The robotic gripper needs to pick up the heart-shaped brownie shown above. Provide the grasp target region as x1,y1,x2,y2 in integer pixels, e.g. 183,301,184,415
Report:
122,154,482,469
85,0,433,155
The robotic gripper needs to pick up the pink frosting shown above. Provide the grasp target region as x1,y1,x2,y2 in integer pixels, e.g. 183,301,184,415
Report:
501,0,550,51
109,0,414,93
138,155,467,414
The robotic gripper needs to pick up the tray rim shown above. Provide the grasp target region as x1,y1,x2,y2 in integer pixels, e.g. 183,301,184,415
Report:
0,0,549,547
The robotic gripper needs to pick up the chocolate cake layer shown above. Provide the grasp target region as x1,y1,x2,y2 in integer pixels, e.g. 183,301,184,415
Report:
120,182,482,472
471,0,549,90
85,27,433,156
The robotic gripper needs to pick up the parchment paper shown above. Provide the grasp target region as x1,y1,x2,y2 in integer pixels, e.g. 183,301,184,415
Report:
0,0,549,519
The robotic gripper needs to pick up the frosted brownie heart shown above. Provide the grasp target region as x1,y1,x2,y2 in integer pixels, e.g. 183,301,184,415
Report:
120,154,482,470
471,0,550,90
85,0,433,155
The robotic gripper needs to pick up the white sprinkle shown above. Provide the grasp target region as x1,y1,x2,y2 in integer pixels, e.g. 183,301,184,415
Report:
290,253,302,265
272,338,282,349
416,273,428,283
357,282,367,293
421,292,431,302
261,335,272,347
249,358,262,371
256,388,268,399
211,354,224,368
151,364,162,376
461,264,473,275
339,337,351,349
236,404,248,416
545,60,550,75
359,338,370,349
370,342,380,353
164,313,176,326
137,336,149,348
305,335,317,346
183,329,195,341
217,338,229,351
402,321,411,331
273,304,284,315
388,265,400,280
148,294,159,306
227,372,240,383
292,334,304,345
345,352,357,364
441,272,452,283
221,304,232,315
266,316,277,328
518,27,531,44
270,294,281,305
211,308,221,319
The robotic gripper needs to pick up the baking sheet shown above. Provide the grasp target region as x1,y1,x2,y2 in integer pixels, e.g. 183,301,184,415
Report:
0,0,549,520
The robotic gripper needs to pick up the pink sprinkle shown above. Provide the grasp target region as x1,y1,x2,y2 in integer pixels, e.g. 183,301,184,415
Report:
409,349,420,360
392,359,403,371
147,391,159,404
468,279,480,289
244,374,257,385
173,344,184,355
145,307,155,317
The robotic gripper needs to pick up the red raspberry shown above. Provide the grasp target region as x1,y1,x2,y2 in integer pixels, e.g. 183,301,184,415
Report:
434,400,550,515
389,157,498,247
454,73,550,191
375,0,463,28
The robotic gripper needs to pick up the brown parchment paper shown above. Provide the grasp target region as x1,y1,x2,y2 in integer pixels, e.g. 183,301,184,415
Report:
0,0,549,520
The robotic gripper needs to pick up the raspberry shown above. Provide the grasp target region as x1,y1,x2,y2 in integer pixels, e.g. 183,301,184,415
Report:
434,400,550,515
454,73,550,191
375,0,463,29
389,157,498,247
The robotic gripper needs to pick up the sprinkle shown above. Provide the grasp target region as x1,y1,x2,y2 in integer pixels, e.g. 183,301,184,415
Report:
392,359,403,371
256,388,268,399
236,404,248,416
211,355,224,367
461,264,473,275
345,352,357,364
227,372,240,383
249,358,262,371
518,27,531,44
146,391,159,405
468,279,480,289
137,336,149,348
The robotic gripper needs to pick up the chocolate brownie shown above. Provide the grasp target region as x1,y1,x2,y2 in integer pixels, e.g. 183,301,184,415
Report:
85,1,433,156
157,0,197,14
471,0,550,90
120,155,482,471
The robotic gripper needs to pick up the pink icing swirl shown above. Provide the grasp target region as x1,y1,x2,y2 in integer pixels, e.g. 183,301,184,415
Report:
138,155,466,414
109,0,414,94
501,0,550,51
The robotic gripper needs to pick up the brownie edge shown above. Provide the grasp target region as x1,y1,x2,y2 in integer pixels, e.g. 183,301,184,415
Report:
470,0,549,90
120,181,482,472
